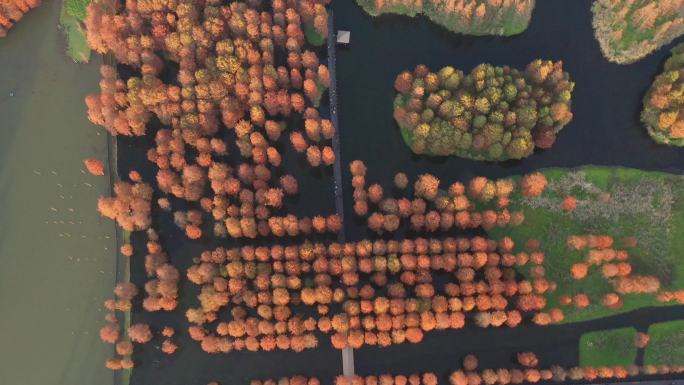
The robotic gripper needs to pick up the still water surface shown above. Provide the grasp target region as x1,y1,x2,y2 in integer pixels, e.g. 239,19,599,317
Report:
0,2,115,385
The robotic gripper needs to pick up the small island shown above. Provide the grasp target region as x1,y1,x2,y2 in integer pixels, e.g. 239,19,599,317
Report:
355,0,535,36
393,61,574,161
642,42,684,146
592,0,684,64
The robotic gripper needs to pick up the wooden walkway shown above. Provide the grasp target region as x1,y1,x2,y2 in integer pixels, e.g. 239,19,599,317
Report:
327,10,356,379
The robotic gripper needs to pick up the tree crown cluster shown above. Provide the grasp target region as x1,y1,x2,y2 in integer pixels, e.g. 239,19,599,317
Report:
393,61,574,161
642,42,684,146
183,235,567,353
449,352,684,385
349,161,553,235
88,0,339,241
335,372,438,385
251,377,320,385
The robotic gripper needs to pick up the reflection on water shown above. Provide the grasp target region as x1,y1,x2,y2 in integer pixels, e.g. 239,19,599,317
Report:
0,1,115,385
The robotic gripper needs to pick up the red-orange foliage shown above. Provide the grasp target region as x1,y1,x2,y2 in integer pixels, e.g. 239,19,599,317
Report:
280,175,299,195
517,352,539,367
570,263,589,280
602,293,622,309
161,327,175,338
118,358,133,369
120,243,134,257
114,282,138,301
105,356,122,370
128,323,152,344
100,322,120,344
115,340,133,356
635,332,650,348
331,332,348,349
184,234,548,352
561,196,577,212
520,173,547,197
613,275,661,294
463,354,479,371
415,174,440,201
84,159,105,176
306,145,322,167
97,182,153,231
395,71,414,93
186,224,202,239
368,184,384,204
573,293,590,309
162,339,178,354
350,160,367,177
322,146,336,166
450,371,467,385
394,173,409,189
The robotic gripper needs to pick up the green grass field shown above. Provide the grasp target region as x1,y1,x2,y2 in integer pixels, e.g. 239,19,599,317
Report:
644,320,684,366
65,0,90,20
488,167,684,323
580,327,637,367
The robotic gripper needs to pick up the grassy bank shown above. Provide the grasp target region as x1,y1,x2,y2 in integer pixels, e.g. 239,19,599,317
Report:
644,320,684,365
59,0,91,63
580,327,637,367
489,167,684,323
355,0,534,36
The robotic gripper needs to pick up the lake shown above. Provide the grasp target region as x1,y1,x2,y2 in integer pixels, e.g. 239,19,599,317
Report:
0,1,116,385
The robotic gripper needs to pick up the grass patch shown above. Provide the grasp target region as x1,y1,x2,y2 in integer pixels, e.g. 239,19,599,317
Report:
580,327,637,367
644,320,684,366
59,0,91,63
65,0,90,20
304,24,325,47
488,167,684,323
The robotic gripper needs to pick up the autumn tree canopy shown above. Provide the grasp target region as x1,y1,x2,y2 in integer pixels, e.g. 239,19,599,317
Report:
393,61,574,161
641,42,684,146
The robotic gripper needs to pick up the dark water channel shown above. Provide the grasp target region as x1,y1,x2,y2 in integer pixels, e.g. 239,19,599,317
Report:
127,1,684,384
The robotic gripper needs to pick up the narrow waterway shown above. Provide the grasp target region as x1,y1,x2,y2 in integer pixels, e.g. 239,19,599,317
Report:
0,2,116,385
